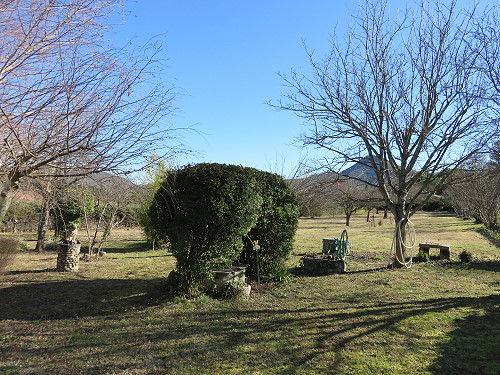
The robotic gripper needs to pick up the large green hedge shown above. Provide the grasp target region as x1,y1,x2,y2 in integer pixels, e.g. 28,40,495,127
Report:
148,163,299,295
149,163,262,295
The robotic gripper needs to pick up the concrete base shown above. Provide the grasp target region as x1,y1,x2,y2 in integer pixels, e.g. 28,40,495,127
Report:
203,266,249,293
301,255,346,274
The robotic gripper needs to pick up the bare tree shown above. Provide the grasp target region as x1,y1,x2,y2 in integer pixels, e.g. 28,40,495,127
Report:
0,0,180,222
289,173,338,217
331,181,365,226
83,175,139,255
474,5,500,108
34,178,55,252
445,158,500,229
273,0,497,263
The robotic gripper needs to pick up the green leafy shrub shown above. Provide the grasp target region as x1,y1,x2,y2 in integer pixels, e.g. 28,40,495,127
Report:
417,249,430,262
262,265,292,283
460,250,473,263
43,241,60,251
0,238,18,275
55,187,94,237
239,170,299,279
17,241,28,252
149,163,262,296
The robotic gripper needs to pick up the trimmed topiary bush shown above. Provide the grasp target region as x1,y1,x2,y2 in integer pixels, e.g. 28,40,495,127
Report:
239,170,299,280
148,164,300,295
148,163,262,296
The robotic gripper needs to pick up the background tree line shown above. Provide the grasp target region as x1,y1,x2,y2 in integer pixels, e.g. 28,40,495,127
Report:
291,141,499,229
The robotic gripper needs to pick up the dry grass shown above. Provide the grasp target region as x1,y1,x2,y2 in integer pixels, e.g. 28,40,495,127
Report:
0,212,499,374
0,237,19,276
294,211,498,269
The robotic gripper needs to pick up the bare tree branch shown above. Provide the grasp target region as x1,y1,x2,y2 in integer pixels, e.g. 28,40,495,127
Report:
272,0,496,219
272,0,498,264
0,0,185,221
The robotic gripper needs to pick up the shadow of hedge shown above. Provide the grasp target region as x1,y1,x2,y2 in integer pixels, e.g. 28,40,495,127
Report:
0,277,170,321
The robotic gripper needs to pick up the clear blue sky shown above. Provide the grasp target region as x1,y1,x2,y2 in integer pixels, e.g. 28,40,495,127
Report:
115,0,489,177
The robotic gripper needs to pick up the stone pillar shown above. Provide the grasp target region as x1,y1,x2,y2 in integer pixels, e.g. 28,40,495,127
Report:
56,242,81,272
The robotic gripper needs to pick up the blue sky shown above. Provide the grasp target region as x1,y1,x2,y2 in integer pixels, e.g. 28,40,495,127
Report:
114,0,354,176
115,0,490,177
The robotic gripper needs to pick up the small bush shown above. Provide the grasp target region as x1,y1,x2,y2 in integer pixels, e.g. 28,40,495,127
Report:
417,249,430,262
459,250,473,263
17,241,28,252
0,238,18,275
44,241,60,251
262,265,292,283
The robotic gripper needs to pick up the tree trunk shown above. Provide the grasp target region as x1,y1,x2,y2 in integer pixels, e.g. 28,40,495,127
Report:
392,205,407,268
345,212,351,226
0,179,19,223
35,200,51,252
366,208,371,222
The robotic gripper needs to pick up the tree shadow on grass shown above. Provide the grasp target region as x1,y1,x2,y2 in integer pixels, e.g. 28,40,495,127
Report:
100,240,150,254
53,295,500,374
6,268,55,275
428,296,500,374
289,266,345,278
0,277,171,321
438,260,500,273
1,283,499,374
152,295,500,374
290,265,388,277
476,227,500,249
346,266,388,274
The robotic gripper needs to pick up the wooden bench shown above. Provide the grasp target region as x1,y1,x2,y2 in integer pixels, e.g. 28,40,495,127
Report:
418,242,451,260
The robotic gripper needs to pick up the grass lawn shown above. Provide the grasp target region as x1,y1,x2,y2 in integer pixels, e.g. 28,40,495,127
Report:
1,212,499,374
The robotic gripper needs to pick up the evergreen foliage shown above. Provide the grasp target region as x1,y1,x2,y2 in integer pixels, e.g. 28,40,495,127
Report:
55,186,94,237
149,163,262,295
149,163,299,295
239,170,299,279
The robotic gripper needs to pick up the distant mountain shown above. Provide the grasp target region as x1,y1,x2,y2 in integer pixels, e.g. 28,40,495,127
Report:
341,156,383,185
341,158,377,184
82,172,138,189
289,156,384,189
